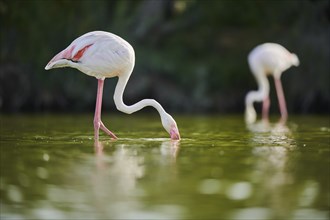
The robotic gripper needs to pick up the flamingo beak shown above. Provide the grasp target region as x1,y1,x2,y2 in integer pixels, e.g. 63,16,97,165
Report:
170,125,181,140
45,48,71,70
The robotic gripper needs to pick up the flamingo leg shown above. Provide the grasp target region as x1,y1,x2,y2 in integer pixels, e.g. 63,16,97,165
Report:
262,95,270,122
94,79,117,140
274,77,288,123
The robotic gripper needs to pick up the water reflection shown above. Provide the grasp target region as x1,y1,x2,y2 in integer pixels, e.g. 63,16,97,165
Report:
91,140,181,219
160,140,180,159
1,115,328,219
94,140,145,195
249,121,294,219
242,121,328,220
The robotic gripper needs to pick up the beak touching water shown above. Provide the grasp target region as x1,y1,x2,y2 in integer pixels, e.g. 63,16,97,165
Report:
170,125,181,140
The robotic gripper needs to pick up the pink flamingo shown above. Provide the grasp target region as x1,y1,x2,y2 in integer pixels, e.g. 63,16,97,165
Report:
45,31,180,140
245,43,299,124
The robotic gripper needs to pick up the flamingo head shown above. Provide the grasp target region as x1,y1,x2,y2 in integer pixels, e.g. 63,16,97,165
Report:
45,42,93,71
245,106,257,124
291,53,299,67
245,92,257,124
161,113,181,140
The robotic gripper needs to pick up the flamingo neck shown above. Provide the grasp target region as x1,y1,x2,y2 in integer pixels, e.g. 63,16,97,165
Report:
247,73,269,104
245,72,270,124
113,74,167,118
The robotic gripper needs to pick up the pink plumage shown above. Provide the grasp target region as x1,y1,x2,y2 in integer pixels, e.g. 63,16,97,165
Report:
245,43,299,124
45,31,180,140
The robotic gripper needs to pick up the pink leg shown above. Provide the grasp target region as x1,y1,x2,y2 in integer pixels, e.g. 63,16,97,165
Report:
274,77,288,123
94,79,117,140
262,96,270,122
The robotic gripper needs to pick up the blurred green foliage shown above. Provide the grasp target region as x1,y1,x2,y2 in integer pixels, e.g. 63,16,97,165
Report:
0,0,329,114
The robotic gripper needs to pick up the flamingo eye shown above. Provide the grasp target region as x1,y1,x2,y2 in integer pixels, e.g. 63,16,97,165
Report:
72,44,93,61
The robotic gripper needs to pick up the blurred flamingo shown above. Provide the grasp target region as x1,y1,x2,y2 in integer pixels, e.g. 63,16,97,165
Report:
45,31,180,140
245,43,299,124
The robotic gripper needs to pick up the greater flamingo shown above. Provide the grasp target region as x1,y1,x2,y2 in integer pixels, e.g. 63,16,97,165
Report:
245,43,299,124
45,31,180,140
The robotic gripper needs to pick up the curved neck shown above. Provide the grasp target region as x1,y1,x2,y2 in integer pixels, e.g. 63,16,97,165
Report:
246,73,270,106
245,72,270,123
113,74,167,117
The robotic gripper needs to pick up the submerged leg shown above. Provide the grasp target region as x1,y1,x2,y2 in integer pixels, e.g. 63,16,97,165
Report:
262,95,270,122
274,77,288,123
94,79,117,140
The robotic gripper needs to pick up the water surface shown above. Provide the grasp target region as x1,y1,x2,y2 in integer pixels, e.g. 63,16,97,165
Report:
0,114,329,219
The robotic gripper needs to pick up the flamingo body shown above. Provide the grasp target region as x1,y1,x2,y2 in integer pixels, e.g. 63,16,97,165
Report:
245,43,299,124
45,31,180,140
46,31,134,79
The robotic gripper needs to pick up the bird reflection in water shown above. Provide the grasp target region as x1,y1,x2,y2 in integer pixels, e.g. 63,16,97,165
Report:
160,140,180,161
91,139,180,218
93,140,145,195
247,120,297,219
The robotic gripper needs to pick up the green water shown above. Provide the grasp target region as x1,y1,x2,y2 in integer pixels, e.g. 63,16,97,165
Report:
0,114,329,220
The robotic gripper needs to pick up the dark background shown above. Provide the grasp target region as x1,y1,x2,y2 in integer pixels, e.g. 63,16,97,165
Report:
1,0,329,114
